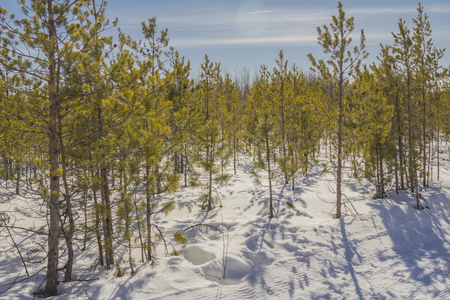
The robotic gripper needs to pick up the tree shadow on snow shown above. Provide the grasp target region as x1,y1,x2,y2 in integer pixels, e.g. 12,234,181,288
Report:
367,190,450,297
339,218,364,300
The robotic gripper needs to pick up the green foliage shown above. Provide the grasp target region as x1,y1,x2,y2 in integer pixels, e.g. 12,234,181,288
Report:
13,206,32,218
115,263,124,278
50,168,63,178
0,212,9,223
285,201,295,209
173,230,188,245
216,174,231,185
163,201,176,214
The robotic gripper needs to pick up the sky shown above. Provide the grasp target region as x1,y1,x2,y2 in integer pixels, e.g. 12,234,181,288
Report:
2,0,450,77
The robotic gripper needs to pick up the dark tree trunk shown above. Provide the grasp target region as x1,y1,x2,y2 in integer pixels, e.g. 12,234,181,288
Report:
44,0,61,295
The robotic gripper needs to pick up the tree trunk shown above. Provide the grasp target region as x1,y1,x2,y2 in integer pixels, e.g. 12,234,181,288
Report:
15,163,20,195
55,54,74,280
233,136,237,175
336,62,343,219
185,145,189,187
97,102,114,269
206,129,214,211
134,197,145,263
88,145,104,266
394,87,405,190
266,131,274,219
437,129,440,181
93,180,104,266
101,166,114,268
82,191,88,251
44,0,61,295
146,163,153,261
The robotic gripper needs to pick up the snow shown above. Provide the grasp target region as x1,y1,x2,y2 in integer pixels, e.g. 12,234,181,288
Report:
1,155,450,299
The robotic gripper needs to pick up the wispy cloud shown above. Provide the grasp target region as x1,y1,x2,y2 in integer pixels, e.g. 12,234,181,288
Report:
247,10,276,15
171,35,317,48
108,1,450,57
348,4,450,16
348,7,416,15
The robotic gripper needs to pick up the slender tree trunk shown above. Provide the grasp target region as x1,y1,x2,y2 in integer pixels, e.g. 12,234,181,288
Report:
146,163,153,261
374,147,379,197
393,115,399,194
184,144,188,187
206,126,214,211
58,116,74,282
15,163,20,195
89,146,104,266
266,131,274,219
97,103,114,269
121,159,134,274
93,184,104,266
27,161,31,189
44,0,60,295
336,66,343,219
395,89,405,190
134,197,145,262
82,191,88,251
60,179,74,280
3,156,8,189
101,166,114,268
422,87,427,188
406,65,420,207
437,129,440,181
378,142,385,198
233,136,237,175
280,84,287,185
428,138,432,184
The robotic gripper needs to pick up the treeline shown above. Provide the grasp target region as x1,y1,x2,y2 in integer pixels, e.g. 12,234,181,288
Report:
0,1,448,296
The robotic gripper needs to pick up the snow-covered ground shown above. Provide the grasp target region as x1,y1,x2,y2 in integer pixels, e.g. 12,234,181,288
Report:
1,154,449,299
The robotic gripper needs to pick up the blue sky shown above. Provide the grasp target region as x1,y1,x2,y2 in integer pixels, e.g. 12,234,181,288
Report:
2,0,450,76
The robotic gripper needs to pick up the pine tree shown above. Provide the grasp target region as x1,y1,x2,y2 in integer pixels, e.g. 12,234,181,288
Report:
272,50,289,184
251,110,278,219
189,56,230,211
308,1,368,218
412,3,445,188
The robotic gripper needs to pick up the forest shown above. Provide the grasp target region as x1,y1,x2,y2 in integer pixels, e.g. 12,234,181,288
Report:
0,1,449,298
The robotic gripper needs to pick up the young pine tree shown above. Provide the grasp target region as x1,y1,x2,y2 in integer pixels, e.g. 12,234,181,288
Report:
308,1,368,218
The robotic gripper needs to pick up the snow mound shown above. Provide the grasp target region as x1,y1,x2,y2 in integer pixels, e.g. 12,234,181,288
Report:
183,245,216,265
202,254,252,285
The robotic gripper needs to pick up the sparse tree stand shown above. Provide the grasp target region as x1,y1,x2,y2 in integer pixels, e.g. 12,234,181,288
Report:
308,1,368,219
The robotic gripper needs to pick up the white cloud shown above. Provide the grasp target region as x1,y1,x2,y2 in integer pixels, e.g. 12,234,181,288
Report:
171,35,317,47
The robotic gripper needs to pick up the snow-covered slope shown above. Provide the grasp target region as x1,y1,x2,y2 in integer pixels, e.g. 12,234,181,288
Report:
1,156,449,299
